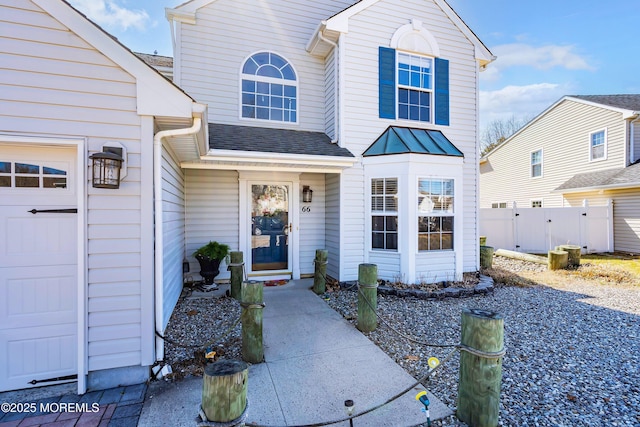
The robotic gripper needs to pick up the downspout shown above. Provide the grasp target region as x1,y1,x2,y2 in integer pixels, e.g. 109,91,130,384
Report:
318,29,339,144
153,117,202,361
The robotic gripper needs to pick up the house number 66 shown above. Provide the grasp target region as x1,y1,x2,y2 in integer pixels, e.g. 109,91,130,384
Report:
302,206,311,213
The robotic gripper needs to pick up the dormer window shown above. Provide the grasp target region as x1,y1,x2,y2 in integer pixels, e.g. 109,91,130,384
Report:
241,52,297,123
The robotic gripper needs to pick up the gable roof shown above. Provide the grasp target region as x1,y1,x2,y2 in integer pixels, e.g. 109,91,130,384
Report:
33,0,201,119
482,94,640,161
320,0,494,66
363,127,463,157
555,162,640,193
569,95,640,113
171,0,494,66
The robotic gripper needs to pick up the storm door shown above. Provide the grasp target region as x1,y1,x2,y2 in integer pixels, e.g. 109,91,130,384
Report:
250,184,291,272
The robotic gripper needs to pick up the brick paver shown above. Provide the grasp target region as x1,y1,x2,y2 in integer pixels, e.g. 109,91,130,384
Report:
0,384,147,427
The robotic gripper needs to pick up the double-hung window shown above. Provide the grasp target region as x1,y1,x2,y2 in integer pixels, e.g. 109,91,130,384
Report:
418,178,454,251
531,149,542,178
371,178,398,251
241,52,297,123
397,53,432,122
590,129,606,161
379,47,449,125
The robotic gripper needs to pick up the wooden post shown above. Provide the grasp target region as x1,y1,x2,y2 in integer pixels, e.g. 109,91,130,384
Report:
313,249,328,295
556,245,581,267
548,250,568,270
229,251,243,300
202,360,248,423
457,309,504,427
241,281,264,363
480,245,494,268
357,263,378,332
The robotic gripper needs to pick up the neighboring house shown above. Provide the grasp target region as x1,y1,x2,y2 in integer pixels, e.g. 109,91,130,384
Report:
480,95,640,253
166,0,494,286
0,0,207,393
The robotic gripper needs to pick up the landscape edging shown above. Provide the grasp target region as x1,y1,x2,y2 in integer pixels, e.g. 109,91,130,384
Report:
337,274,494,300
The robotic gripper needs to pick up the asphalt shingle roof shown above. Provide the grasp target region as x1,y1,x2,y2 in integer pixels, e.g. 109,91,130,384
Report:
208,123,354,158
555,162,640,191
570,94,640,111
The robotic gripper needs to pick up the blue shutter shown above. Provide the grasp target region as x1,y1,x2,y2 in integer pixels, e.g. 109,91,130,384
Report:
379,47,396,119
434,57,449,126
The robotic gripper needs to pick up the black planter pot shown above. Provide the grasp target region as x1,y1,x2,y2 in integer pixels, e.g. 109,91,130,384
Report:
195,254,222,285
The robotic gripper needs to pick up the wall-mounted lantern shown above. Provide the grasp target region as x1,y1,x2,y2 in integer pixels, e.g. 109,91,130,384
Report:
302,185,313,203
90,147,123,189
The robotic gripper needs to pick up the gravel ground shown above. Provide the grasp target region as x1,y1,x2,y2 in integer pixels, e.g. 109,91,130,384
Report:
162,257,640,426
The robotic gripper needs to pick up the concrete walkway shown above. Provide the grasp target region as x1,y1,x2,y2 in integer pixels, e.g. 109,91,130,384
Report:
139,279,452,426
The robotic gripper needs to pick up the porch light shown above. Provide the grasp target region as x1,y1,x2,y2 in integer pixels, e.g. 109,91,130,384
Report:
90,148,123,189
302,185,313,203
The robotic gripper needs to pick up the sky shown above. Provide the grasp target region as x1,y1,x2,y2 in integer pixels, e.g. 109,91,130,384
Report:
68,0,639,132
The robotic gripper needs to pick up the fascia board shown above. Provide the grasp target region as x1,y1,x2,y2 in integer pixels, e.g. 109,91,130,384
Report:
554,182,640,194
172,0,217,13
165,8,196,24
200,150,356,167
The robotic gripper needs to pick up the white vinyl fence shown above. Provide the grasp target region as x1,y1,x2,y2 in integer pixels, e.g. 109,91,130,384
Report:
479,201,613,253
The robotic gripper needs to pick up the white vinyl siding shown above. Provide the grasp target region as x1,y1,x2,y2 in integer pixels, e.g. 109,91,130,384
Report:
177,0,354,131
299,174,326,275
185,169,240,280
480,99,628,209
325,173,341,280
161,144,185,330
415,251,456,283
339,0,480,277
325,49,337,139
0,2,148,372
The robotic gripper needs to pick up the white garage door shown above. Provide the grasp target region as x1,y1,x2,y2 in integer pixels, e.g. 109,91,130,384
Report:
0,145,78,392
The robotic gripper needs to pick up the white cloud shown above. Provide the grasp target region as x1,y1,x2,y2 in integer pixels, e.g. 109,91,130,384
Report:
479,83,570,130
69,0,151,31
494,43,593,70
483,43,594,81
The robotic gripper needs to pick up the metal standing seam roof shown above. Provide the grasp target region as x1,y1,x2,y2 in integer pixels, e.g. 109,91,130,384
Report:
363,126,464,157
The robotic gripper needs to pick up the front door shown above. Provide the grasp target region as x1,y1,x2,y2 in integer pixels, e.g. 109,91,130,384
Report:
250,184,290,274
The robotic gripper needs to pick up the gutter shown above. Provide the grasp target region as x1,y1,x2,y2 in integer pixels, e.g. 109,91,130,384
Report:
153,116,202,361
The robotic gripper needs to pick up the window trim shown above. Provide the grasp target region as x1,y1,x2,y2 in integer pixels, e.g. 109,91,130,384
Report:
417,177,455,252
396,51,434,123
238,51,299,124
530,148,543,178
589,128,607,162
370,177,399,252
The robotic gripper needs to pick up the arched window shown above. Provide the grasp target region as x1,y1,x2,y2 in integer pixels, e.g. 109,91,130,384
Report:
241,52,297,123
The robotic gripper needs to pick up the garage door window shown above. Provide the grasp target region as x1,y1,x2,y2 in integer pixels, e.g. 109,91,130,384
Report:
0,161,67,189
